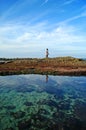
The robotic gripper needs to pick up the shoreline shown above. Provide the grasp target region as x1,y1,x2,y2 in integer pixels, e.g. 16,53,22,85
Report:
0,57,86,76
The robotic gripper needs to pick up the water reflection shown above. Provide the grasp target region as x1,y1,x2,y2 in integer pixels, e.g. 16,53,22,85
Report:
0,75,86,130
46,75,48,83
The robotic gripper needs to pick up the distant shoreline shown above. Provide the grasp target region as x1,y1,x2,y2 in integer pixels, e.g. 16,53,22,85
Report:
0,56,86,76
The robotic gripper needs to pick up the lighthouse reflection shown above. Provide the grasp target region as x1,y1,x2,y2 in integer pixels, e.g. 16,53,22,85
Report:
46,75,48,83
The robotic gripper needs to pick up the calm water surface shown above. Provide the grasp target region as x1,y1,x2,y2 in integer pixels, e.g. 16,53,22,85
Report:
0,74,86,130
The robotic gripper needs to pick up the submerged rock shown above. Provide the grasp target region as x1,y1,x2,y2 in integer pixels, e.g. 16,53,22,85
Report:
18,119,31,130
38,108,50,115
38,99,58,108
24,101,33,106
4,105,16,110
63,117,85,130
10,111,25,119
74,101,86,121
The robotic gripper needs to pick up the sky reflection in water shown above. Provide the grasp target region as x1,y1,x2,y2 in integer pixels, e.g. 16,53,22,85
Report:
0,74,86,130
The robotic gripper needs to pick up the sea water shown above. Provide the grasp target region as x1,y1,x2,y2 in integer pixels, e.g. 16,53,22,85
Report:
0,74,86,130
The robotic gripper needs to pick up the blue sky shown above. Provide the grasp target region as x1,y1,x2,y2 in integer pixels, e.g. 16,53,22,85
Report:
0,0,86,58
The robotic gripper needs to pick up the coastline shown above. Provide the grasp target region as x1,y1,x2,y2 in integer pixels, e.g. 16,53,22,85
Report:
0,57,86,76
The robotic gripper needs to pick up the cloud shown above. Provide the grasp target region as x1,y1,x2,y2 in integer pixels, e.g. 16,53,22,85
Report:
0,0,20,21
0,9,86,58
57,11,86,25
41,0,48,6
0,0,86,58
63,0,76,5
0,22,86,46
0,0,38,22
45,0,48,3
81,5,86,10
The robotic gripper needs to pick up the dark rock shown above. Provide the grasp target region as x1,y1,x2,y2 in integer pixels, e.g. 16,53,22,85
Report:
4,105,16,110
24,101,33,106
38,99,58,108
74,101,86,121
10,111,25,119
38,108,49,115
63,117,84,130
58,102,70,110
18,119,31,130
6,128,14,130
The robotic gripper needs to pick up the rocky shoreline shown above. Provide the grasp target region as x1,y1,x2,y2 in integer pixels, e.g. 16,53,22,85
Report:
0,57,86,76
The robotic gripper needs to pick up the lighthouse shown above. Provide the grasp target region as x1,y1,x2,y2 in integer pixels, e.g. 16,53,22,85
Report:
46,48,49,58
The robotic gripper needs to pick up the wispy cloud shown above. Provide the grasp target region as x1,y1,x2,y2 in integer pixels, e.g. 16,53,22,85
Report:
0,0,37,22
0,0,20,21
0,0,86,57
82,5,86,11
0,22,86,45
63,0,76,5
0,21,86,58
41,0,48,6
57,11,86,25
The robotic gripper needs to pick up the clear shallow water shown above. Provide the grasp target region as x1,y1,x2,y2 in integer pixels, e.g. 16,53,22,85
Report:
0,74,86,130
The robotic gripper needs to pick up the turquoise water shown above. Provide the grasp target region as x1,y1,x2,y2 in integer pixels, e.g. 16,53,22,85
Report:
0,74,86,130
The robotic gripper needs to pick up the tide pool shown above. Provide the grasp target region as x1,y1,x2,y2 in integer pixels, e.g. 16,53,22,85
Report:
0,74,86,130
